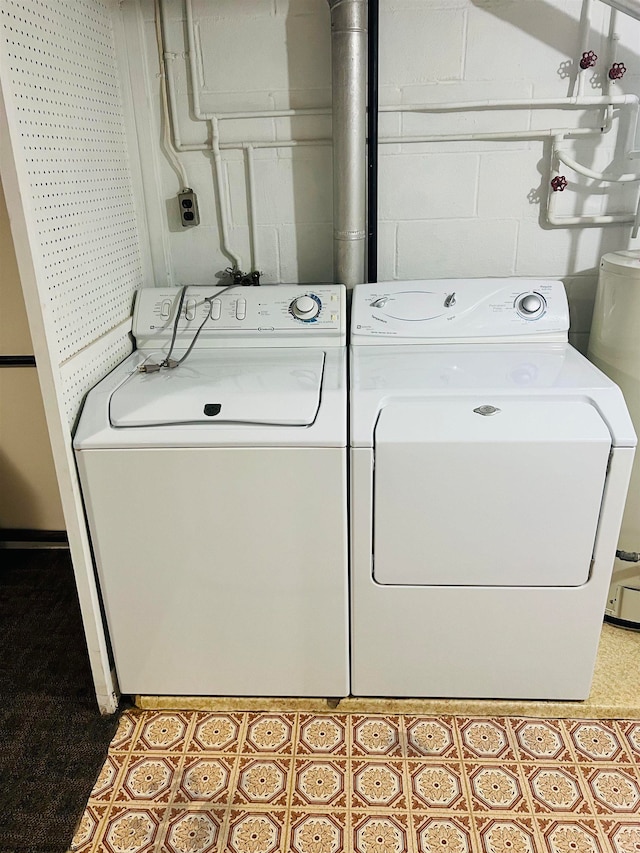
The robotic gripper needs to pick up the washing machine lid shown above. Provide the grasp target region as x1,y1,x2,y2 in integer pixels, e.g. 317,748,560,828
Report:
109,349,325,427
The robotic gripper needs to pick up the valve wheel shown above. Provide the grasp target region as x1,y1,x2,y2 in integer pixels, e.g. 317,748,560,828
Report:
551,175,568,192
609,62,627,80
580,50,597,69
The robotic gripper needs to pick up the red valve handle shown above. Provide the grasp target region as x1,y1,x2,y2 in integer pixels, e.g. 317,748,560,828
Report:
609,62,627,80
580,51,597,69
551,176,568,192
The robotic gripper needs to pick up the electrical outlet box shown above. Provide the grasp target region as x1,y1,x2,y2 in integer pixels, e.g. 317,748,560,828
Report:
178,189,200,228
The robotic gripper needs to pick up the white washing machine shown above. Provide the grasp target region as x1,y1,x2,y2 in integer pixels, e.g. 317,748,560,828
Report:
350,278,636,700
74,284,348,697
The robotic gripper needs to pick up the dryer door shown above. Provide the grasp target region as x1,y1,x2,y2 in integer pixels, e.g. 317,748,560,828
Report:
373,399,611,586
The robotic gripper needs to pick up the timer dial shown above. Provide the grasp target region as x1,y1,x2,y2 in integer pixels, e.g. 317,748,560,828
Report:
516,292,546,319
290,294,321,321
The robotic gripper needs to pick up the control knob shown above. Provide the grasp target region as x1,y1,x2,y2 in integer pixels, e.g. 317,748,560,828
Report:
290,294,320,321
516,292,546,318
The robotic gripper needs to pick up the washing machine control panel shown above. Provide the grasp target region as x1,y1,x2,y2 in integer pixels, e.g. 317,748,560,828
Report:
133,284,346,348
351,279,569,342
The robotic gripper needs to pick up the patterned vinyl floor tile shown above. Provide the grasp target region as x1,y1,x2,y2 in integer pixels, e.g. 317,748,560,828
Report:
69,711,640,853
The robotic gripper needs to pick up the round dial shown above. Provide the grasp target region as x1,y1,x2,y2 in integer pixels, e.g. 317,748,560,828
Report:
516,292,546,319
290,294,321,321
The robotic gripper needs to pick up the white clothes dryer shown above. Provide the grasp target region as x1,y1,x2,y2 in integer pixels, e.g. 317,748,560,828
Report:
350,279,636,700
74,284,348,697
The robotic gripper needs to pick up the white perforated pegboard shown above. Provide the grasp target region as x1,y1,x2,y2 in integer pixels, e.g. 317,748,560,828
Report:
1,0,142,416
60,322,133,427
0,0,144,710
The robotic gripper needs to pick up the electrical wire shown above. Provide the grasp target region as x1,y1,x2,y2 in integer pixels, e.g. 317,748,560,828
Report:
174,283,240,366
138,280,260,373
160,285,188,368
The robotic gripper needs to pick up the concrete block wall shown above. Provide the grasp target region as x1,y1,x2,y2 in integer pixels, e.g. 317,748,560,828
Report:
137,0,640,350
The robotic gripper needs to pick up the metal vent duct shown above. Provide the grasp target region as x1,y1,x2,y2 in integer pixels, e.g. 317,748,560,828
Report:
328,0,367,286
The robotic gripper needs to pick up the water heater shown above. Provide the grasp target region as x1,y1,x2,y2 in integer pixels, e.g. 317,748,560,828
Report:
589,250,640,626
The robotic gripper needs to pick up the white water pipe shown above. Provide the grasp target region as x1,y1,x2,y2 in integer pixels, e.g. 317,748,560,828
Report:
210,115,242,270
245,145,259,271
168,55,634,150
163,44,330,149
164,52,331,152
380,126,616,145
163,49,209,152
575,0,594,97
606,7,621,83
547,195,634,225
599,0,640,21
183,0,329,124
545,5,640,228
154,0,190,185
179,0,242,268
172,0,632,128
381,95,638,113
550,132,640,234
213,108,330,120
224,139,332,273
555,147,640,182
219,140,332,150
161,0,639,265
166,0,335,271
590,7,620,143
548,143,640,231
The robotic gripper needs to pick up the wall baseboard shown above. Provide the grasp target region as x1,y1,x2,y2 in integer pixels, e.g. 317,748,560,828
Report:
0,355,36,367
0,529,68,548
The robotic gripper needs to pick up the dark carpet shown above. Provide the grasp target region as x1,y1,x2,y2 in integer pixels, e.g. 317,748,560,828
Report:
0,548,122,853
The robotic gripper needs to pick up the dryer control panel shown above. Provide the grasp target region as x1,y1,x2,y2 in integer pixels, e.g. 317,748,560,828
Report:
351,279,569,344
133,284,346,349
